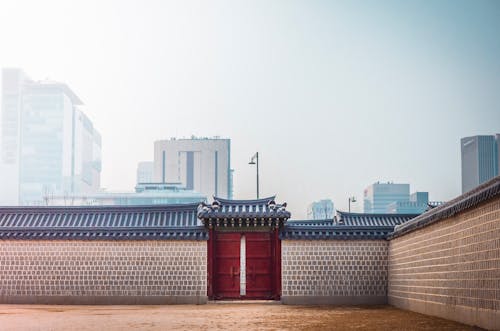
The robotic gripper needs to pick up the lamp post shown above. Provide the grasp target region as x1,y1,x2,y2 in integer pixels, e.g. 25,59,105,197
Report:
348,196,356,212
249,152,259,199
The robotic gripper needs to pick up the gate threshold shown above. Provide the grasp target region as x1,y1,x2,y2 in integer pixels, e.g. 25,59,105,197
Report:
208,300,281,305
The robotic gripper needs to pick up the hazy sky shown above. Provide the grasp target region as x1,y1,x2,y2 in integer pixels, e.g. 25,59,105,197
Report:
1,0,499,218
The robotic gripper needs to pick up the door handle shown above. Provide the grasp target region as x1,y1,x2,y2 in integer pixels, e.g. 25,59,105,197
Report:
230,266,240,286
247,265,254,281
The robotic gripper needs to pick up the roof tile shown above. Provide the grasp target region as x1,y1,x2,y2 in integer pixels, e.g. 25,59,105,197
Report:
0,204,207,240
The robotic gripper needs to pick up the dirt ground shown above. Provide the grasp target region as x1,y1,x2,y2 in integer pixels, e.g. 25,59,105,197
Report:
0,303,482,331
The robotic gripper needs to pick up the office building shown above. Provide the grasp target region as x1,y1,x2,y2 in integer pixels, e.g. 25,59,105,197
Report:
136,161,154,184
0,68,26,204
364,182,438,214
386,191,430,214
461,134,500,193
0,68,101,205
307,199,334,219
363,182,410,213
73,109,102,194
153,137,232,199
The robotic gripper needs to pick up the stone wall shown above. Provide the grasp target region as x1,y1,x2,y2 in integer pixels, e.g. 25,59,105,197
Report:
388,197,500,330
281,240,388,304
0,240,207,304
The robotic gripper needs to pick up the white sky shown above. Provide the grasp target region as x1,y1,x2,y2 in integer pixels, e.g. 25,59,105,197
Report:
1,0,499,218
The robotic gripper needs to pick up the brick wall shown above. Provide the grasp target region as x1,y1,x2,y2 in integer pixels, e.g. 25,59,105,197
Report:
0,240,207,304
388,197,500,330
281,240,388,304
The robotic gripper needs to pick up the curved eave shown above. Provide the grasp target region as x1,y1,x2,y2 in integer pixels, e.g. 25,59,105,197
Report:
0,226,208,241
284,225,394,231
281,224,394,240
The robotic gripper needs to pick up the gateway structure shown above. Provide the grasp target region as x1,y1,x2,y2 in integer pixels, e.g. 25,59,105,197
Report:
198,197,290,300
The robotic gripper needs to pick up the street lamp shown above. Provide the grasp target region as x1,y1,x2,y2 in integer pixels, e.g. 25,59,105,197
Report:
348,196,356,213
249,152,259,199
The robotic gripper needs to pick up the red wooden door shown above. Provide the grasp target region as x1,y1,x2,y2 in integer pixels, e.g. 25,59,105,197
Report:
245,232,273,299
214,232,241,299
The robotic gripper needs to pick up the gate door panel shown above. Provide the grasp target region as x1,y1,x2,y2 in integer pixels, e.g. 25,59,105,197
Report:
214,232,241,298
245,232,273,299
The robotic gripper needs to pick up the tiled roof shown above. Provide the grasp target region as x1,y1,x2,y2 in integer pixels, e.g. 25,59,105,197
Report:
336,211,420,227
197,196,291,220
390,175,500,239
282,212,419,240
0,204,207,240
280,225,392,240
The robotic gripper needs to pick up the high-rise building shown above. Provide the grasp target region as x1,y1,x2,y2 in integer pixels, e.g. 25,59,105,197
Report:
153,137,232,199
461,135,499,193
136,161,154,184
497,134,500,174
386,191,430,214
73,109,102,194
0,68,26,205
307,199,334,219
497,134,500,168
0,68,101,205
363,182,410,213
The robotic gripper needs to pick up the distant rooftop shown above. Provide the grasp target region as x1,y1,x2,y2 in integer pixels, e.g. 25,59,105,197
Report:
48,188,206,200
160,135,229,141
135,182,193,192
24,80,84,105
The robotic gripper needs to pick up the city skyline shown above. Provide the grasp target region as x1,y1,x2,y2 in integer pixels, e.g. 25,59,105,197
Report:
0,1,499,217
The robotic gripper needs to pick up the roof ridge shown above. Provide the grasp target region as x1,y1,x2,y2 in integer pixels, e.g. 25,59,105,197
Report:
0,203,200,212
213,196,276,205
337,211,420,217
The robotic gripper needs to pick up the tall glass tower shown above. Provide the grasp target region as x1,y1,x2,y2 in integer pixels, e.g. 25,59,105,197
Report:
461,135,499,193
363,182,410,213
0,68,101,205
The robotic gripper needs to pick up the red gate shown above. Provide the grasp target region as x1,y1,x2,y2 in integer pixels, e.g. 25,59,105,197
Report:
213,232,241,299
245,232,273,299
209,230,280,300
202,197,288,301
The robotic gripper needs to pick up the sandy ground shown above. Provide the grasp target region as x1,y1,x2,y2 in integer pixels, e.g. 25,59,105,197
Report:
0,303,482,331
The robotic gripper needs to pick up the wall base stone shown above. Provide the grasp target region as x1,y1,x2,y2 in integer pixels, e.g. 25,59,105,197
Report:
390,296,500,331
281,295,387,305
0,295,208,305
